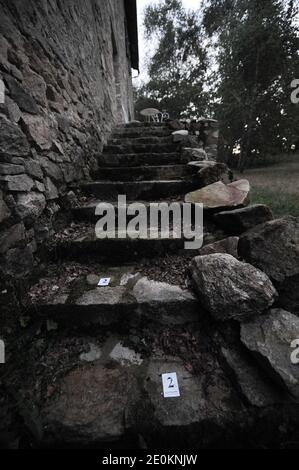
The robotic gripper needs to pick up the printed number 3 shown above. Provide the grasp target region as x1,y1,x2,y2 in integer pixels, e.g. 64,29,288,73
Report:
168,377,174,388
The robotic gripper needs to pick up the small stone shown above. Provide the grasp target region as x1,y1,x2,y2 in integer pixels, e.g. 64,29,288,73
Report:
25,159,43,180
39,157,63,182
110,342,143,366
21,115,51,150
214,204,274,235
199,237,239,258
0,115,30,157
2,174,34,192
5,96,21,123
182,147,207,162
172,130,188,143
45,177,58,200
16,192,46,222
0,190,11,223
4,246,34,277
190,253,277,322
4,75,39,114
80,343,102,363
0,163,24,175
0,223,25,254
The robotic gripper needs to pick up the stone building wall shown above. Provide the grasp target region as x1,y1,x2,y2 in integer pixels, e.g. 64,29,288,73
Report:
0,0,136,278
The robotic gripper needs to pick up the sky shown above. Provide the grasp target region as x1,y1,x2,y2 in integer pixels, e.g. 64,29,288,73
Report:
134,0,201,84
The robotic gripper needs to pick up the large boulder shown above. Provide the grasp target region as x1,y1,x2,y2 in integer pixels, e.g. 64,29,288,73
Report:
238,216,299,314
185,179,250,211
241,309,299,401
190,253,277,322
196,162,233,187
214,204,273,235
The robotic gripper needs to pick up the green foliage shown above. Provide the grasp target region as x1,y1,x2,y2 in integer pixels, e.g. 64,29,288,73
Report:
203,0,299,169
138,0,208,119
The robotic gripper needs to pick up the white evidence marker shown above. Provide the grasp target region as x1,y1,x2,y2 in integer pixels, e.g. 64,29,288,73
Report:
98,278,111,286
162,372,180,398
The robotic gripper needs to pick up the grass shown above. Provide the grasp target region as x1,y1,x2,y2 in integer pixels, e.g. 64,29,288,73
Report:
236,155,299,218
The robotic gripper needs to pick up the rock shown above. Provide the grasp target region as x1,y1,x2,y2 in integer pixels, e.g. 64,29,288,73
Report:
185,180,250,211
214,204,274,235
39,157,63,182
110,342,143,366
241,309,299,400
181,147,207,162
4,75,39,114
196,162,233,187
16,192,46,222
199,237,239,258
238,216,299,314
79,343,102,363
25,159,43,180
221,346,283,407
42,365,138,446
0,190,11,223
21,115,51,150
0,223,25,254
132,277,195,304
2,174,34,192
45,177,58,200
0,163,24,175
4,246,34,277
23,69,47,107
0,78,4,104
190,254,277,322
172,130,189,143
169,119,185,130
5,96,21,123
0,115,30,157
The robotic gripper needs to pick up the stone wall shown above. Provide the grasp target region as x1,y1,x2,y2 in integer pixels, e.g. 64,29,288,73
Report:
0,0,135,278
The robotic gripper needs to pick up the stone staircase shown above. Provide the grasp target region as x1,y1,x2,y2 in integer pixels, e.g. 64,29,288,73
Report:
20,122,292,449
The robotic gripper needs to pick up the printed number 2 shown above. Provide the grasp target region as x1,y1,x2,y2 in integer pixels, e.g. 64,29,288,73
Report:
168,377,174,388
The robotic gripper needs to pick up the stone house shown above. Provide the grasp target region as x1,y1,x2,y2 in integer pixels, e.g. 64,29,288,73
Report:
0,0,139,278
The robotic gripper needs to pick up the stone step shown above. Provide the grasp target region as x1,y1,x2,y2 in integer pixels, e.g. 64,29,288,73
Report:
72,200,189,222
80,179,198,200
107,136,173,146
122,121,167,128
28,264,198,327
25,324,252,447
112,127,171,139
98,152,182,167
92,164,196,181
48,228,201,263
104,143,178,155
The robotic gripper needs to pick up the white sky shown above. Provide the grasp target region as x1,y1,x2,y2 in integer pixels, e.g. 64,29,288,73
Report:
134,0,201,84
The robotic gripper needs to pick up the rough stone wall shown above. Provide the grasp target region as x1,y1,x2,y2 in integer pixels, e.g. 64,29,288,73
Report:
0,0,135,278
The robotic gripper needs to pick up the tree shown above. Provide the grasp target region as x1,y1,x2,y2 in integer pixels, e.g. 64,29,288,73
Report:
203,0,299,170
139,0,209,119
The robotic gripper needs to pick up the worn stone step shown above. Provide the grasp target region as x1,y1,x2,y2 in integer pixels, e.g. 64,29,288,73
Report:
104,143,178,155
49,228,201,263
92,164,196,181
80,179,198,200
108,136,173,146
112,127,171,139
98,152,182,167
72,200,188,222
122,121,167,128
23,325,252,447
28,264,198,326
